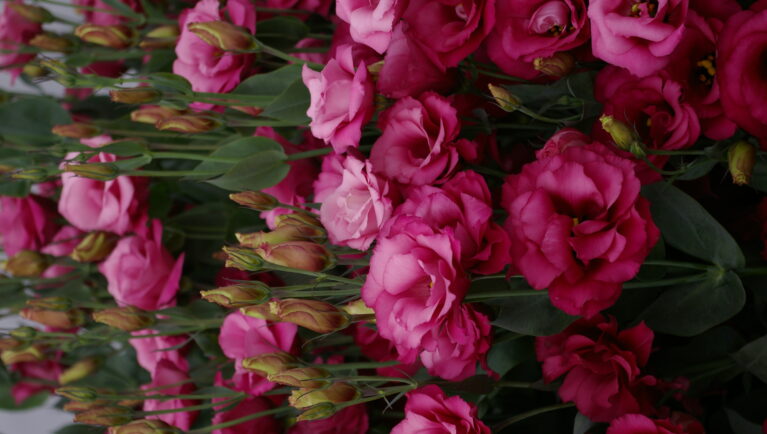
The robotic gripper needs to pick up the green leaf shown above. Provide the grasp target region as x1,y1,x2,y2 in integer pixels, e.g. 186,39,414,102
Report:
676,157,718,181
639,271,746,336
207,150,289,191
733,334,767,384
725,409,763,434
256,17,310,50
494,295,578,336
0,97,71,146
100,0,143,19
487,337,532,377
573,413,595,434
750,159,767,193
0,180,31,197
99,140,149,156
642,183,745,269
114,154,152,171
191,136,281,176
149,72,193,95
233,64,303,102
261,79,311,124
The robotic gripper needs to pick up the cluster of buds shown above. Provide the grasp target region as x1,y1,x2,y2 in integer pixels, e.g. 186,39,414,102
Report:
92,305,155,331
241,298,350,333
21,297,85,329
3,250,50,277
29,33,73,52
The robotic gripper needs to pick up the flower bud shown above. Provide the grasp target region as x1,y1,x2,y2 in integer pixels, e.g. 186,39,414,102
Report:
10,326,38,340
488,84,521,112
296,402,337,422
222,246,264,271
92,306,155,331
130,106,186,124
155,115,220,133
277,299,350,333
71,232,118,263
256,241,335,272
4,250,50,277
288,382,359,409
268,367,331,389
74,406,132,426
56,387,110,402
200,283,271,308
239,300,281,322
75,24,135,49
236,224,320,247
728,141,756,186
139,25,180,49
241,352,298,376
23,64,48,78
187,21,255,51
11,168,50,181
59,358,101,385
63,400,109,412
341,299,374,317
533,52,576,77
599,115,645,157
52,123,102,139
8,3,54,22
1,345,45,365
108,419,180,434
231,106,264,117
21,307,85,329
146,26,180,39
63,162,120,181
27,296,72,311
29,33,72,52
274,213,326,241
229,191,278,211
110,88,162,104
0,337,21,351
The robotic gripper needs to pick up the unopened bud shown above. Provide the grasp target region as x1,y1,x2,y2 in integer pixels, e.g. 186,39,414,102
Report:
288,382,359,409
10,326,38,340
236,224,321,247
276,299,350,333
71,232,118,262
130,106,186,124
73,406,132,426
229,191,278,211
268,367,331,389
4,250,49,277
59,358,101,384
8,3,54,22
533,52,576,77
155,115,220,133
63,162,119,181
241,352,298,376
187,21,255,51
52,123,101,139
21,307,85,329
231,106,263,117
110,88,162,104
341,299,374,316
56,386,100,402
29,33,72,52
0,337,21,351
27,296,72,311
296,402,337,422
200,283,270,308
146,26,180,39
274,213,326,241
63,400,109,412
108,419,180,434
140,25,180,49
92,306,155,332
222,246,264,271
488,84,521,112
240,300,282,322
728,140,756,186
599,115,645,157
1,345,45,365
11,168,50,181
75,24,135,49
23,64,48,78
256,241,335,272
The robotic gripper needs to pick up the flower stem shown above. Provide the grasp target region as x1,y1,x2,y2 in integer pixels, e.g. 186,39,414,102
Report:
188,406,295,433
286,147,334,161
492,402,575,431
262,263,364,286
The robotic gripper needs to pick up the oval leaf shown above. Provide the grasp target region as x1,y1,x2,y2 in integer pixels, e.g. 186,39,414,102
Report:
206,150,289,191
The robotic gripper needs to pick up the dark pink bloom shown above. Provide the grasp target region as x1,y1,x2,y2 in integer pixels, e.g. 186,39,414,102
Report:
536,128,590,159
143,359,198,431
10,360,62,405
259,0,331,17
0,195,59,257
336,0,404,53
288,404,369,434
536,315,657,423
391,385,490,434
74,0,141,25
130,330,190,374
607,413,702,434
211,396,281,434
352,324,421,378
41,226,85,278
502,143,659,317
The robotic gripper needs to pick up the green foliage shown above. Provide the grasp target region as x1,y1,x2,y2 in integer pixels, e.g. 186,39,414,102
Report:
0,97,71,146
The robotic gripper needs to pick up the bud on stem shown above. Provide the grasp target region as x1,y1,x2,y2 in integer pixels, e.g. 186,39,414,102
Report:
187,21,255,51
92,306,155,331
728,140,756,186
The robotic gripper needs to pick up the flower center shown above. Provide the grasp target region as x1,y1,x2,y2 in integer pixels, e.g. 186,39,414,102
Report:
529,1,571,35
630,0,658,18
455,3,468,21
695,53,716,86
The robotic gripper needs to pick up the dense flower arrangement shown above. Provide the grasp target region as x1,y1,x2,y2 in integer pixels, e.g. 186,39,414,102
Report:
0,0,767,432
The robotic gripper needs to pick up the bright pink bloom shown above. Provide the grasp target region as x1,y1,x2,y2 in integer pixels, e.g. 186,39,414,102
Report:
0,195,59,256
502,143,659,317
74,0,141,25
370,92,461,186
289,405,369,434
0,1,41,81
313,153,346,203
303,45,375,154
212,396,281,434
143,359,198,431
352,324,421,378
536,128,590,159
588,0,688,77
99,220,185,311
130,330,190,374
362,215,468,363
536,315,657,423
218,311,298,395
336,0,403,53
391,385,490,434
41,226,85,278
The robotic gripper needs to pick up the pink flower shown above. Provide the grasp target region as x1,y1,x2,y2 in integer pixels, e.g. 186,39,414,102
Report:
130,330,190,374
313,153,346,203
218,311,297,395
99,220,185,311
391,385,490,434
289,405,369,434
0,195,59,257
0,1,41,81
352,324,421,378
74,0,141,26
502,143,659,317
260,0,331,17
59,152,148,235
211,396,281,434
486,0,589,77
420,304,492,381
41,226,85,278
362,215,468,363
303,45,375,154
320,154,396,250
143,359,198,431
395,170,511,274
536,315,657,423
377,24,457,99
588,0,688,77
607,414,699,434
173,0,256,109
718,3,767,146
10,360,62,405
536,128,590,159
336,0,404,53
370,92,461,186
402,0,496,70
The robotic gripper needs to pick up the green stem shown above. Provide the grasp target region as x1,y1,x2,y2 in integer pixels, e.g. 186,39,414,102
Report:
262,263,364,287
134,396,244,417
642,260,711,271
316,361,400,371
188,406,295,433
645,148,708,156
286,147,334,161
493,402,575,431
622,273,709,289
737,267,767,276
275,288,361,298
125,169,222,177
104,129,225,141
259,42,324,69
149,151,237,164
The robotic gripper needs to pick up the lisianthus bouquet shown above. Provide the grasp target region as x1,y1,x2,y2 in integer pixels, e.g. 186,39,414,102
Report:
1,0,767,432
